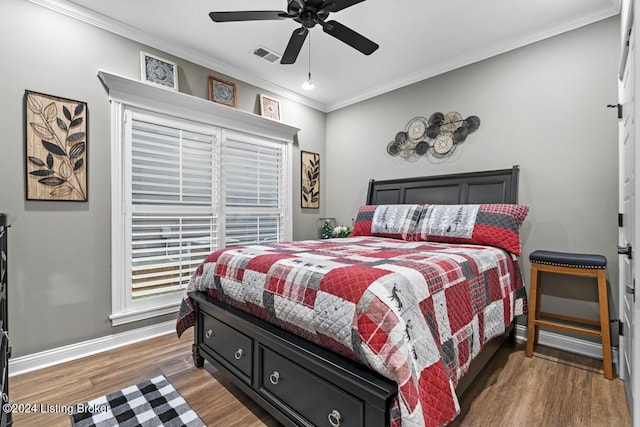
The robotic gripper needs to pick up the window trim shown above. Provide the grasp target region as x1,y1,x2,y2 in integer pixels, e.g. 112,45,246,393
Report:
100,71,298,326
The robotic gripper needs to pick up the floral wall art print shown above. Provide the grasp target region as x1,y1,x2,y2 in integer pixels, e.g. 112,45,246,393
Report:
301,151,319,209
25,91,88,201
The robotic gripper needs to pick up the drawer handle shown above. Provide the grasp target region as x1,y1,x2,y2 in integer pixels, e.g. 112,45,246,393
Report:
328,409,341,427
269,371,280,385
234,348,243,360
205,329,213,339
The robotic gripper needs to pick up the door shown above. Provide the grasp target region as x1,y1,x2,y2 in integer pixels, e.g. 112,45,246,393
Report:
619,1,639,425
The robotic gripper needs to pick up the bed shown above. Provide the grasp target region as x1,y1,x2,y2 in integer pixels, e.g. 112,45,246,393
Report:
176,166,527,427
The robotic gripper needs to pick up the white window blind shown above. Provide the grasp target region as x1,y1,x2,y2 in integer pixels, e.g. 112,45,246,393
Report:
129,113,219,301
223,133,285,246
130,213,216,299
131,119,216,205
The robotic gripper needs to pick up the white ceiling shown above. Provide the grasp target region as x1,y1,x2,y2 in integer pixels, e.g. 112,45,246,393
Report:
34,0,619,112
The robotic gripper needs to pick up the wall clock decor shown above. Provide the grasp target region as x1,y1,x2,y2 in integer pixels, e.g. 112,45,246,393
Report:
387,112,481,161
140,52,178,91
406,117,428,142
433,132,455,156
440,112,463,132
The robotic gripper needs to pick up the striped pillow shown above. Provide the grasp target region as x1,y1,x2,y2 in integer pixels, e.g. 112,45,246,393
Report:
413,204,529,255
351,204,423,241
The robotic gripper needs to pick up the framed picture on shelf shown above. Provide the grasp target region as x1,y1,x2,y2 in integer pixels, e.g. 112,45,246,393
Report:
259,94,281,121
208,76,238,108
301,151,319,209
140,51,178,91
24,90,88,201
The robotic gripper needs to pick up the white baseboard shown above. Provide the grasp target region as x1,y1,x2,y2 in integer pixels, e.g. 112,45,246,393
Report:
9,320,176,377
515,324,604,360
7,322,609,379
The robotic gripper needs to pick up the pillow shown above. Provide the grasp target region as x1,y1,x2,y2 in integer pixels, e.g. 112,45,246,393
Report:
351,204,423,240
413,203,529,255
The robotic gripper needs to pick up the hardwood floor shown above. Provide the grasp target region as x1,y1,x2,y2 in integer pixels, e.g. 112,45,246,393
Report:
451,343,630,427
10,334,630,426
10,334,278,427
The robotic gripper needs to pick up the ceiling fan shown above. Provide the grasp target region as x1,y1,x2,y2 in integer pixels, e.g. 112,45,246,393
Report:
209,0,379,64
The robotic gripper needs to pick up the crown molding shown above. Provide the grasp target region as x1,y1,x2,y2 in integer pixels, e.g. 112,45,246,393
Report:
25,0,327,112
325,4,620,111
27,0,619,113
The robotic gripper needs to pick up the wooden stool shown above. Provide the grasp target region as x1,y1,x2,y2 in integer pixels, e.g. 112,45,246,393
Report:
525,250,613,379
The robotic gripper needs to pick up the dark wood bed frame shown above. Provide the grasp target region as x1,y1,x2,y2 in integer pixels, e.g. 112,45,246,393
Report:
189,165,521,427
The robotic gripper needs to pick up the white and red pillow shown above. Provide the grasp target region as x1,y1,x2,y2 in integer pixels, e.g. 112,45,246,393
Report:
351,203,529,256
351,204,423,241
413,203,529,256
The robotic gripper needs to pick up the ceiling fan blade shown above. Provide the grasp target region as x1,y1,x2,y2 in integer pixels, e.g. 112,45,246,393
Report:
281,27,308,64
322,20,378,55
327,0,366,12
317,1,336,14
209,11,287,22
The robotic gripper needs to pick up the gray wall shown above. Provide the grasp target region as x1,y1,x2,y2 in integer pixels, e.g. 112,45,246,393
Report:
325,17,621,333
0,0,620,358
0,0,325,357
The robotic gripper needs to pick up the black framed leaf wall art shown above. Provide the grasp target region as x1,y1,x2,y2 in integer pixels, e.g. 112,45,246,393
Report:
301,151,319,209
24,90,88,201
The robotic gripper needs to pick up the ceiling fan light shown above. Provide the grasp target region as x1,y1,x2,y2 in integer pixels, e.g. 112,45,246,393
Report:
302,72,315,90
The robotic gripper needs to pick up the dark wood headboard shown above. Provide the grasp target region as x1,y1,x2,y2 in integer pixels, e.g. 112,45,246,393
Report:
366,165,519,205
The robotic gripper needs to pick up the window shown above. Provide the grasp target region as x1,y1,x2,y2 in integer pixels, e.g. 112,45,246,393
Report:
129,112,219,303
102,71,296,326
223,132,285,246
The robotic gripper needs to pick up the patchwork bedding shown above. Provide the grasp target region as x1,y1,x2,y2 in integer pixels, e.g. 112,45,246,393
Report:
176,236,527,427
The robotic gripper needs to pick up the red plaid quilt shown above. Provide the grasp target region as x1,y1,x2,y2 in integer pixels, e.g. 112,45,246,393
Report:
176,236,527,427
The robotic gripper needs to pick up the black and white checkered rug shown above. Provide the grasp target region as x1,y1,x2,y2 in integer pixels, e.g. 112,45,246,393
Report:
70,375,205,427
